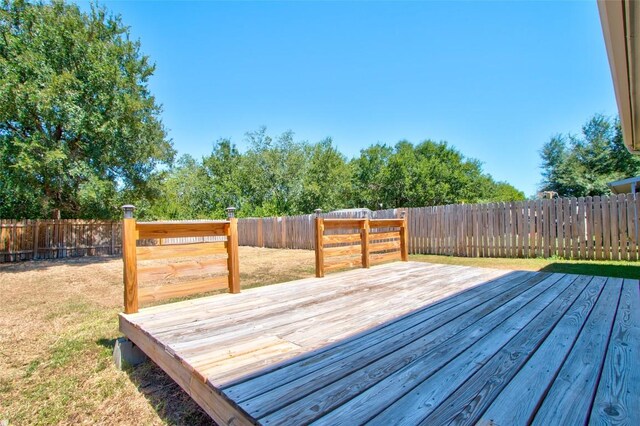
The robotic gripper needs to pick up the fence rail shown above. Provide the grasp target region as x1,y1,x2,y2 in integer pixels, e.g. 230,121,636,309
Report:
2,194,639,263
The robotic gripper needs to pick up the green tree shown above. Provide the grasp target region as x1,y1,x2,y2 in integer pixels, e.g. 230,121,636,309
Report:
298,138,351,213
150,155,210,219
539,115,640,197
239,127,306,216
351,140,524,209
0,0,174,219
350,143,393,209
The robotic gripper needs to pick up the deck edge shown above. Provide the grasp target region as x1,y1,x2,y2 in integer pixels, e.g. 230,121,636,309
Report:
119,314,257,426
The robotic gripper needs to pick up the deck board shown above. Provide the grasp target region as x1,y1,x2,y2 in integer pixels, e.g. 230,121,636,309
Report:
119,261,640,426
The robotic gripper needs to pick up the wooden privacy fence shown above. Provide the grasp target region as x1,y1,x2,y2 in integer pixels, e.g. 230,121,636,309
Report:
405,194,640,261
238,194,639,261
314,211,408,277
2,194,639,263
0,219,121,262
121,206,240,314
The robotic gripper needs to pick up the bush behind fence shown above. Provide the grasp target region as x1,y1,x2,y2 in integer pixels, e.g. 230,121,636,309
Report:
1,194,638,262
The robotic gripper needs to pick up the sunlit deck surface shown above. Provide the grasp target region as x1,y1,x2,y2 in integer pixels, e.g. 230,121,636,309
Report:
119,261,639,425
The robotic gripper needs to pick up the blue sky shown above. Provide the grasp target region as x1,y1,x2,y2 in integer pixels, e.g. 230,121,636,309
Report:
79,0,617,197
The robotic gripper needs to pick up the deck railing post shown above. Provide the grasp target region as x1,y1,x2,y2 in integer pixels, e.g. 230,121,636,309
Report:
400,209,409,261
226,207,241,294
315,209,324,277
122,204,138,314
361,212,370,268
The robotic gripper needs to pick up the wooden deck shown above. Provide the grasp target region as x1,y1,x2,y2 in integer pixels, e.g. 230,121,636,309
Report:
119,261,639,425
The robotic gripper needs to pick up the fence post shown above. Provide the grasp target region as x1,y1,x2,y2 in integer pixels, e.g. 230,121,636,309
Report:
281,216,287,248
122,205,138,314
315,209,324,277
361,212,370,268
257,219,263,247
226,207,241,294
33,220,40,260
400,210,409,261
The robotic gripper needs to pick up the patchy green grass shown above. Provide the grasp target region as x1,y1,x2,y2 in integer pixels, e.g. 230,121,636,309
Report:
0,247,315,426
410,254,640,279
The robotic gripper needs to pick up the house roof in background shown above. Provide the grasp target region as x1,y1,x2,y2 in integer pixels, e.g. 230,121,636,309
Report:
608,175,640,194
598,0,639,154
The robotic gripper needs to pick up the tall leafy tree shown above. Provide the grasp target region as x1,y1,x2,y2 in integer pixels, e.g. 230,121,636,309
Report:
350,143,393,209
0,0,174,218
539,114,640,197
150,155,210,219
351,140,524,209
239,127,306,216
298,138,352,213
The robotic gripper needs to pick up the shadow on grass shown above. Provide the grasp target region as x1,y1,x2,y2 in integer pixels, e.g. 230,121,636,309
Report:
94,336,214,425
96,337,117,350
125,361,215,426
539,262,640,279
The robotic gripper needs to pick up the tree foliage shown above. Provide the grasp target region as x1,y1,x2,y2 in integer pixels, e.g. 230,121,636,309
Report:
152,129,524,219
539,115,640,197
0,0,174,219
0,1,525,220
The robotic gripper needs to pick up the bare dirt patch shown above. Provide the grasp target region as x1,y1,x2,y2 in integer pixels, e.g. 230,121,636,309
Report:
0,247,314,425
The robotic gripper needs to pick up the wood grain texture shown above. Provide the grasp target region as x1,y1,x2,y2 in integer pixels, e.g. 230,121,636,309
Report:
136,242,227,261
361,220,370,268
369,218,404,228
421,274,592,425
137,258,229,283
368,232,400,241
589,279,640,425
226,218,240,294
369,250,401,265
136,221,228,239
368,240,400,253
122,218,138,314
322,219,366,230
479,275,607,425
531,277,623,426
139,276,229,303
315,217,324,277
322,233,361,245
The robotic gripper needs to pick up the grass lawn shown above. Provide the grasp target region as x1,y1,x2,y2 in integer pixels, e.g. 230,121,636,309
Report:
0,247,314,426
0,247,636,425
410,254,640,279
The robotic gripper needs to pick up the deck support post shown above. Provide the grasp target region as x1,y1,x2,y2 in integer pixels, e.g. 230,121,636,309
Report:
226,207,241,294
113,337,148,369
400,210,409,261
315,209,324,277
122,205,138,314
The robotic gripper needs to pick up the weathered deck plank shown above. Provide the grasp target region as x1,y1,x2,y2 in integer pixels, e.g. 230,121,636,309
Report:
479,275,607,425
223,270,533,402
119,262,640,426
239,272,549,422
532,277,623,425
331,273,575,426
589,279,640,425
419,274,594,425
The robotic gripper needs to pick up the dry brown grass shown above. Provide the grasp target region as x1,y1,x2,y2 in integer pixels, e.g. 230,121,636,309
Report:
0,247,314,426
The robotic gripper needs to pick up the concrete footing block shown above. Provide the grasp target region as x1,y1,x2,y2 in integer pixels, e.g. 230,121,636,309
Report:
113,337,148,369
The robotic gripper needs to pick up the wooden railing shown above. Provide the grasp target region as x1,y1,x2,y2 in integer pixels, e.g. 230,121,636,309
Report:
121,206,240,314
314,209,408,277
